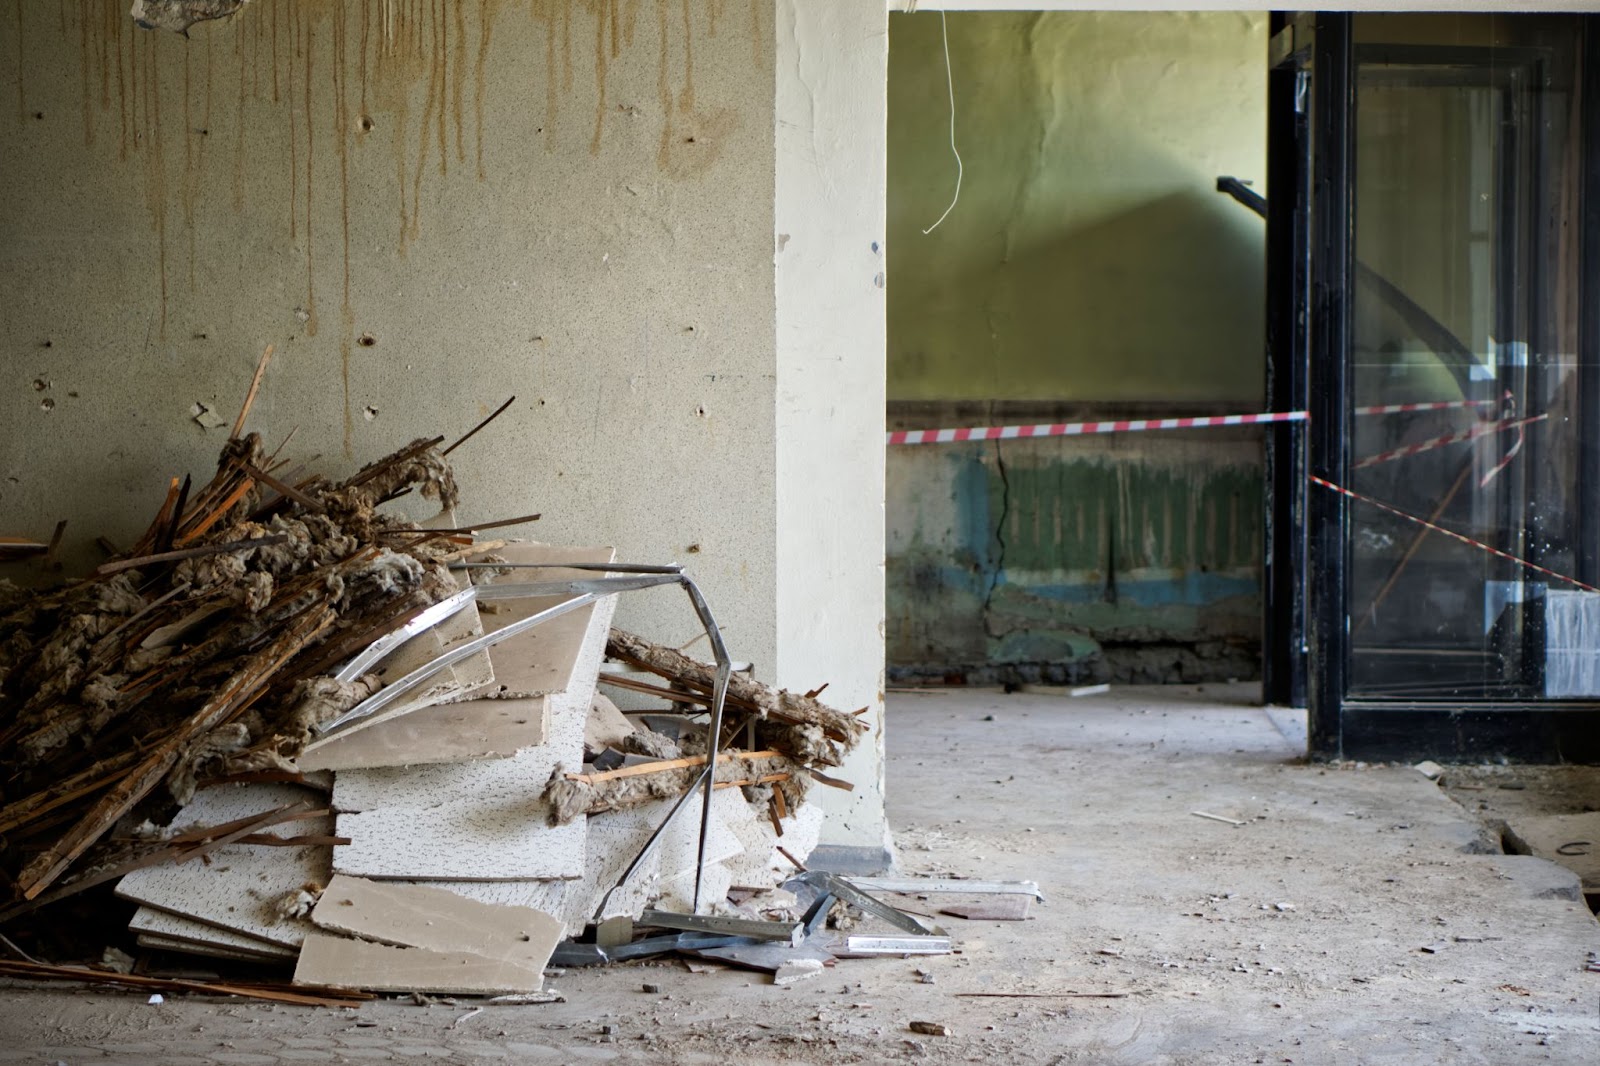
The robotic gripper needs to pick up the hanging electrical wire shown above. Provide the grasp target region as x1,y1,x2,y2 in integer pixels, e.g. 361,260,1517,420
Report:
922,10,963,235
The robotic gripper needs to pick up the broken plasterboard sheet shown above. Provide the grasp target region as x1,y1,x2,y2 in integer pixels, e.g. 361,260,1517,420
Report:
297,696,548,772
330,566,615,814
429,576,497,700
725,800,825,889
471,544,616,699
310,875,561,979
129,907,298,960
293,932,545,995
114,783,331,949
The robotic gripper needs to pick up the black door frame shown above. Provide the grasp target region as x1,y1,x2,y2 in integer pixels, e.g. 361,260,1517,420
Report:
1267,12,1600,762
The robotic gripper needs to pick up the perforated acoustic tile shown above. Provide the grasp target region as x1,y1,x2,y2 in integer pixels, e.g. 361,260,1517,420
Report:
129,907,298,960
115,782,332,949
724,798,826,888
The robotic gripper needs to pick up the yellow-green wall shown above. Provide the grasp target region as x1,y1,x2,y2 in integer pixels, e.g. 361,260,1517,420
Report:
887,10,1268,404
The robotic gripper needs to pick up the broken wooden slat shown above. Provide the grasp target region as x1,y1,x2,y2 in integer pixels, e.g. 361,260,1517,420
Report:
606,628,865,743
16,605,335,899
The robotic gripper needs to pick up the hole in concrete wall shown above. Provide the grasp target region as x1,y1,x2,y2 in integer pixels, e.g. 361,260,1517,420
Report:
359,115,375,132
38,398,55,412
695,405,706,417
358,334,377,347
32,111,43,120
363,406,378,421
31,379,48,392
686,544,701,554
40,340,52,348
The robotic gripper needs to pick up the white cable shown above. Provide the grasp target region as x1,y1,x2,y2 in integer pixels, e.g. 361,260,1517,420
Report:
921,11,963,235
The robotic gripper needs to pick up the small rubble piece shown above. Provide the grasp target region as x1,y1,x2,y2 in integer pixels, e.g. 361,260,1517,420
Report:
773,958,825,985
909,1021,950,1036
1414,761,1444,781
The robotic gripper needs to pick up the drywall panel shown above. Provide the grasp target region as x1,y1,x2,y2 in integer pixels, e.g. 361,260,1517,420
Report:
774,0,890,854
294,932,544,995
298,695,547,772
472,543,615,699
310,875,562,974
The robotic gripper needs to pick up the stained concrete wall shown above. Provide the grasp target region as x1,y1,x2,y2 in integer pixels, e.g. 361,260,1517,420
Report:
0,1,886,848
885,11,1268,685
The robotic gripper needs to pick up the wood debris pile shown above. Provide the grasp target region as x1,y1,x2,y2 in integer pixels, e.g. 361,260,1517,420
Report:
0,365,881,1003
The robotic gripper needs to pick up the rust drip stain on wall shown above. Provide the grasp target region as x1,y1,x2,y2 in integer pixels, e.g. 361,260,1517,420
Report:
51,0,728,392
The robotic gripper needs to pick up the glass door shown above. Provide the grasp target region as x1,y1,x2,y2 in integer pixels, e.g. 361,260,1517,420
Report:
1272,12,1600,759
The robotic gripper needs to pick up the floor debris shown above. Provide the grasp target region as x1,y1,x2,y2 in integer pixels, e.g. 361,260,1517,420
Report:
0,367,975,1007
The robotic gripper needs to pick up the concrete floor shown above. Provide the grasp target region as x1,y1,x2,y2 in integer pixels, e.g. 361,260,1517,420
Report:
3,685,1599,1064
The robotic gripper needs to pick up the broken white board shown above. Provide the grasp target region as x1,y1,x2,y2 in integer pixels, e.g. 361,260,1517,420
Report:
724,799,826,889
114,782,331,949
129,906,298,960
471,544,617,699
310,875,561,979
298,696,547,772
294,932,544,995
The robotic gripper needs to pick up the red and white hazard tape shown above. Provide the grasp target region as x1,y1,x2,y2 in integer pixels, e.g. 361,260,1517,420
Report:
1311,475,1599,594
886,410,1307,446
1351,413,1547,470
1354,399,1497,417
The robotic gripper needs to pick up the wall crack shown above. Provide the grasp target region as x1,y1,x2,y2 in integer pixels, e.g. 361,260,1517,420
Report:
982,437,1011,639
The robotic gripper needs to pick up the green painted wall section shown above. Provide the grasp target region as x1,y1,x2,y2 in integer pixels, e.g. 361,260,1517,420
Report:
887,10,1268,404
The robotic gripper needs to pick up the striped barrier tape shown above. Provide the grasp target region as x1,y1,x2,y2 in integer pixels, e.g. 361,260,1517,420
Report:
1310,475,1599,594
1354,399,1497,416
1351,413,1547,470
886,410,1307,446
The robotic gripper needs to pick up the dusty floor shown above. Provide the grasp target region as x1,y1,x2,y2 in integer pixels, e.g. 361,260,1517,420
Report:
3,685,1600,1065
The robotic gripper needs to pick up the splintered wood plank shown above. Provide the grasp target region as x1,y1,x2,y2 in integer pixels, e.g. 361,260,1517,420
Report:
310,875,561,977
114,783,331,949
471,544,617,699
297,696,547,772
294,932,544,994
130,907,299,959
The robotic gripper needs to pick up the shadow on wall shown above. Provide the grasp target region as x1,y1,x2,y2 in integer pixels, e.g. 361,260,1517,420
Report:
886,432,1263,687
894,191,1266,404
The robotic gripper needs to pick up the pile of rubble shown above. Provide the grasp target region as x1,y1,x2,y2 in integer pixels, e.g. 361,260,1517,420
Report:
0,361,1022,1005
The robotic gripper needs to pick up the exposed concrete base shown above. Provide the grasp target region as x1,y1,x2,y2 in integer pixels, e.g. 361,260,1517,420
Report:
2,684,1597,1064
